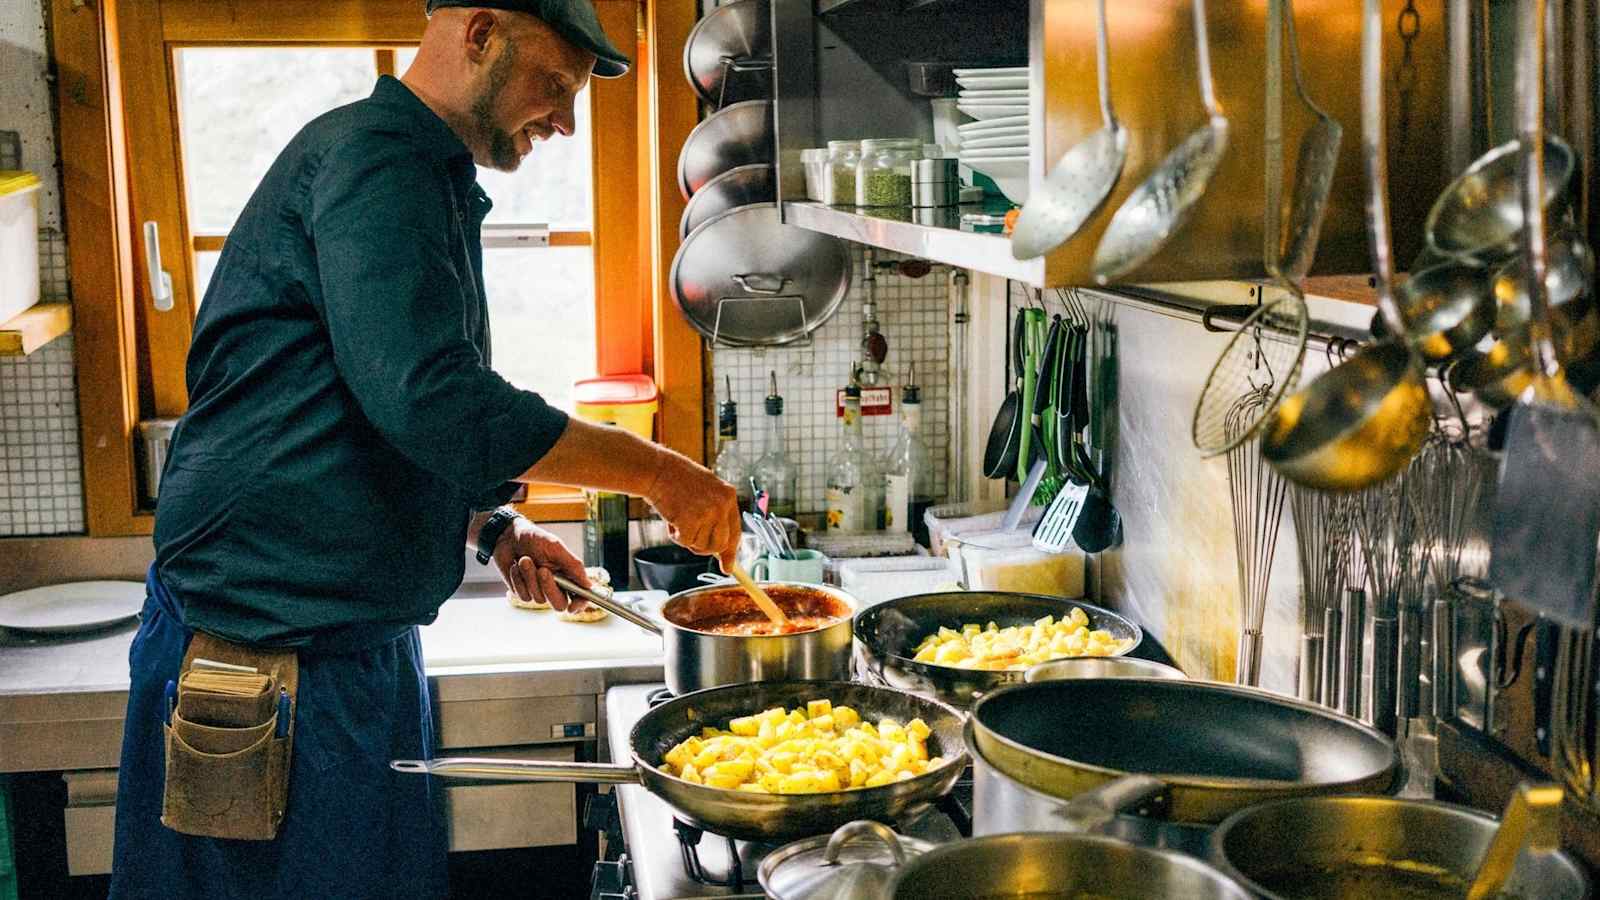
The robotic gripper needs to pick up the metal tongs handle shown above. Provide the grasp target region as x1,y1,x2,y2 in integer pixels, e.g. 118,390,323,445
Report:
552,575,663,636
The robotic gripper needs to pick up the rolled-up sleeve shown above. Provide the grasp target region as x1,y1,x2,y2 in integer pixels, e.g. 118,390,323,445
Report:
308,139,568,498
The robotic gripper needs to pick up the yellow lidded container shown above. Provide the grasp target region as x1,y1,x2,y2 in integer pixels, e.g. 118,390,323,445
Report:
573,374,659,441
0,170,43,324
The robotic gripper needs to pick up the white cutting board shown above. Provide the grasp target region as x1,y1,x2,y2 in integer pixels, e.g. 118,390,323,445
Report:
420,587,666,667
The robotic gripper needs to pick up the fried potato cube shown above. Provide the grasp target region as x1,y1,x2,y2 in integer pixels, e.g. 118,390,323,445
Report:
737,783,769,793
877,718,903,740
663,743,693,770
705,771,744,790
728,715,760,737
706,758,755,780
810,714,835,733
863,770,897,788
769,751,797,774
680,763,702,784
834,706,860,729
691,747,722,770
806,699,832,719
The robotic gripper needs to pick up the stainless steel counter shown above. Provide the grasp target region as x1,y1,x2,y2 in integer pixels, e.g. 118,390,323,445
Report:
0,581,669,773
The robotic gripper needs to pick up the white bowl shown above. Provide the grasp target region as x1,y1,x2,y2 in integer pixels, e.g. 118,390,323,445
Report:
958,115,1030,134
964,156,1029,204
956,74,1030,90
953,66,1028,77
960,148,1030,161
958,89,1029,101
957,103,1028,120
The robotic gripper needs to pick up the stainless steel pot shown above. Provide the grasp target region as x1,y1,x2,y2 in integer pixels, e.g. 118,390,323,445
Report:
562,577,856,695
889,832,1253,900
853,591,1142,708
1211,795,1590,900
1025,656,1186,682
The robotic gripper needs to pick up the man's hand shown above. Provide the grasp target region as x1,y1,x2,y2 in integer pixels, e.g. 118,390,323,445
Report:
646,449,742,572
492,517,591,611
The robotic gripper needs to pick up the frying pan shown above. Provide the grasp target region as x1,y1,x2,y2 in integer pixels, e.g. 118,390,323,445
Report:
853,591,1142,708
981,311,1029,479
392,680,967,842
970,678,1399,824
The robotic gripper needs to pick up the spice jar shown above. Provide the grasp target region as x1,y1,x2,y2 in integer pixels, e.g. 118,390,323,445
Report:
910,158,960,208
825,140,861,206
855,139,922,208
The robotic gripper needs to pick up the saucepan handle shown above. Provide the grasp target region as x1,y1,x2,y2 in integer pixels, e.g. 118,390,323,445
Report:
1049,774,1168,833
552,575,662,636
391,757,643,785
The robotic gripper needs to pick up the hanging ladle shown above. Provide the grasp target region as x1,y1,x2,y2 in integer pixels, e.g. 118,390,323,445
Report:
1091,0,1229,283
1276,0,1343,284
1009,0,1126,261
1260,0,1432,493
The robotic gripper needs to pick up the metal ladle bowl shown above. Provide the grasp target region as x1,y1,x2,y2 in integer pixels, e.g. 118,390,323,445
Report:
1451,304,1600,409
1492,232,1595,333
1394,261,1497,364
1424,136,1576,263
1261,342,1432,492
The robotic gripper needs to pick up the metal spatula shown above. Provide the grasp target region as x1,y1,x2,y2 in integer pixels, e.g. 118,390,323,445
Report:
1489,0,1600,630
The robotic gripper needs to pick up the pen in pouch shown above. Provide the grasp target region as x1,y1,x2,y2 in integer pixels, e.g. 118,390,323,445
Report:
275,687,290,738
163,679,177,726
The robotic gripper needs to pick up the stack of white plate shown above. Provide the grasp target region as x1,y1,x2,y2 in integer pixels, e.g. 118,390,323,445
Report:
954,67,1029,204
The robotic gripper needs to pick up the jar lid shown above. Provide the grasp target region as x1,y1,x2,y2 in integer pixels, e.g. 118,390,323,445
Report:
826,139,862,152
860,138,923,151
922,144,944,158
801,148,830,162
758,821,934,900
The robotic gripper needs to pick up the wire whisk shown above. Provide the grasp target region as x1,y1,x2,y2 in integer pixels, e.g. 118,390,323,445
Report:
1290,484,1353,704
1227,384,1291,687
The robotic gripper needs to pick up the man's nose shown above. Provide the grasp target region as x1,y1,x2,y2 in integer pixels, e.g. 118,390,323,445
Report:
550,102,576,137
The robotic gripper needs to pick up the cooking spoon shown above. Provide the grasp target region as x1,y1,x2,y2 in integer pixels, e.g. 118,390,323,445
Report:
729,560,791,630
1009,0,1126,261
1260,0,1432,493
1276,0,1343,283
1492,231,1594,333
1091,0,1229,283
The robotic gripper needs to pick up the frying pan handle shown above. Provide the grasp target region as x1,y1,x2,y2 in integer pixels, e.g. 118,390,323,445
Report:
553,575,663,636
1050,775,1168,833
390,757,643,784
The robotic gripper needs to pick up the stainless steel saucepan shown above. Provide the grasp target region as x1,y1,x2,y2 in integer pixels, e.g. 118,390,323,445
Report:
560,577,856,695
392,680,966,843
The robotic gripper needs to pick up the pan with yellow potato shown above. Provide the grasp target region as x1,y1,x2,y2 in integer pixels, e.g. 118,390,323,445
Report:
392,680,966,842
854,591,1142,708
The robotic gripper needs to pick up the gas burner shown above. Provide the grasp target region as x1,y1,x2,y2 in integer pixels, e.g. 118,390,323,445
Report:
645,686,676,709
672,817,753,890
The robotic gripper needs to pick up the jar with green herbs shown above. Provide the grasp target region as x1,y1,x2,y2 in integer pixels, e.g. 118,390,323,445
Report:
855,139,921,208
825,140,861,206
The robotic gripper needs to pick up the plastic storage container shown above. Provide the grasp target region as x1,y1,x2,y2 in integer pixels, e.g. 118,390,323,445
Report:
947,530,1085,597
0,171,41,324
573,374,659,440
800,148,830,202
923,500,1043,559
838,556,959,609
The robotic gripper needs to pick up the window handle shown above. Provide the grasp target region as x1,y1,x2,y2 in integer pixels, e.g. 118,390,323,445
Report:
143,221,174,311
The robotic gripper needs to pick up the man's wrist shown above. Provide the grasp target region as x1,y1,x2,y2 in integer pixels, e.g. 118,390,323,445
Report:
474,506,523,565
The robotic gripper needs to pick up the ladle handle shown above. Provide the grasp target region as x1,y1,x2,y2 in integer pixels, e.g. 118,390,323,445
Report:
1465,781,1564,900
1361,0,1406,337
1516,0,1562,387
1264,0,1284,281
1191,0,1223,121
552,575,662,636
1093,0,1116,128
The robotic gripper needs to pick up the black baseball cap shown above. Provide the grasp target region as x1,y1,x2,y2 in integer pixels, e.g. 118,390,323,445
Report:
425,0,631,77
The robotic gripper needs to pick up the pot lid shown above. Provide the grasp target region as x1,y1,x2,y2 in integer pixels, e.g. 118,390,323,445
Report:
680,163,776,239
677,100,774,200
670,203,851,347
758,820,933,900
683,0,772,108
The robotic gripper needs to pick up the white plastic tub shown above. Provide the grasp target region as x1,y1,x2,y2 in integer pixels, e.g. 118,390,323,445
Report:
0,171,42,324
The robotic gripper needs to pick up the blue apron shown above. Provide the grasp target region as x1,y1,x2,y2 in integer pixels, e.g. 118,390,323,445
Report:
109,565,448,899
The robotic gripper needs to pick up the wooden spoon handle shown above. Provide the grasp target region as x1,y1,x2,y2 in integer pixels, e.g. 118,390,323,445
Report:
728,561,790,628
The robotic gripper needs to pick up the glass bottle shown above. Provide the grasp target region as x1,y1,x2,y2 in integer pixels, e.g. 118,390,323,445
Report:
884,365,934,545
752,371,798,520
825,375,884,531
713,376,751,510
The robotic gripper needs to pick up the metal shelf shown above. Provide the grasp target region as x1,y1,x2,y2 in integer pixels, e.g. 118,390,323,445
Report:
782,202,1044,283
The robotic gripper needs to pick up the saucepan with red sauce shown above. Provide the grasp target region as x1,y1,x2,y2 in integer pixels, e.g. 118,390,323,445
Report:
560,577,857,695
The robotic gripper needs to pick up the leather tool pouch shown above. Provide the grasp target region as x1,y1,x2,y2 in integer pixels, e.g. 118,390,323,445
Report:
160,632,298,840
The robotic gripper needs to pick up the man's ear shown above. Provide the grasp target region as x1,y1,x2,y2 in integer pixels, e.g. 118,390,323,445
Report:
462,10,499,63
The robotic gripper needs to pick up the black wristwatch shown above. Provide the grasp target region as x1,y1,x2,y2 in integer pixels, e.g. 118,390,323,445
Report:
475,506,522,564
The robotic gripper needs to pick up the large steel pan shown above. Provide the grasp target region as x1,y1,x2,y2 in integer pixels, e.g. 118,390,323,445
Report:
392,680,967,842
853,591,1141,707
970,679,1399,825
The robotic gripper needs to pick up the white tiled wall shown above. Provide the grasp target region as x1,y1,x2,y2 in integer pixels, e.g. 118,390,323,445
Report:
710,247,956,516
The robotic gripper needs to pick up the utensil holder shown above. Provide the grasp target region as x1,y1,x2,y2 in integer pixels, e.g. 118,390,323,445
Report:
1341,588,1366,718
1321,606,1343,709
1298,633,1323,703
1371,614,1399,737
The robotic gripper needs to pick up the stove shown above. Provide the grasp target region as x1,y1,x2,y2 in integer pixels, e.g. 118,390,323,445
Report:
597,683,970,900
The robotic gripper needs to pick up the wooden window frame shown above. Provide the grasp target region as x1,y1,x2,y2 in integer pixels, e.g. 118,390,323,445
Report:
55,0,705,534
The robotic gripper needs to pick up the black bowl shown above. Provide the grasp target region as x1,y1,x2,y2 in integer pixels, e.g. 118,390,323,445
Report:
632,544,716,594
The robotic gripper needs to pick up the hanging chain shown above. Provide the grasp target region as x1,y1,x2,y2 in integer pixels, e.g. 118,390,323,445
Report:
1396,0,1422,136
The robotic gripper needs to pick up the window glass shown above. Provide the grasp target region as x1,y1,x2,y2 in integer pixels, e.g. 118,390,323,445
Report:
481,246,596,411
193,251,220,305
394,47,594,228
176,48,377,234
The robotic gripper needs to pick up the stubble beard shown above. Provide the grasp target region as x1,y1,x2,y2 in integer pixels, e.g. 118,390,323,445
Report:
472,37,522,172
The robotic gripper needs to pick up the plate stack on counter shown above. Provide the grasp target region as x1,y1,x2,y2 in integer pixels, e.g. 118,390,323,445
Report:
672,0,851,347
952,67,1029,205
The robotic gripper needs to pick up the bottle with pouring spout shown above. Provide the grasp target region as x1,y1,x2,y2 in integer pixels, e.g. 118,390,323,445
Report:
752,371,798,519
825,369,884,531
884,364,934,545
713,375,752,511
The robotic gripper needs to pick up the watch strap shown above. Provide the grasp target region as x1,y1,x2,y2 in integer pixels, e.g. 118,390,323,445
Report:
475,507,521,564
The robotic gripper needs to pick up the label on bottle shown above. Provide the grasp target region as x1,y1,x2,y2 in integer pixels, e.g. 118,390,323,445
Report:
885,473,910,533
825,486,860,531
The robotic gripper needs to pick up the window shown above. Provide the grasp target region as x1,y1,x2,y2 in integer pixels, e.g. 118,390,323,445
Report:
55,0,708,534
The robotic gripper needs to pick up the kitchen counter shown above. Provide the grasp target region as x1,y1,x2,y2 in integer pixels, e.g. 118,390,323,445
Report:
0,579,669,773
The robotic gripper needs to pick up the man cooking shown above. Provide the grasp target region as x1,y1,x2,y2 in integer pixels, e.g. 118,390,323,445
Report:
109,2,740,897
